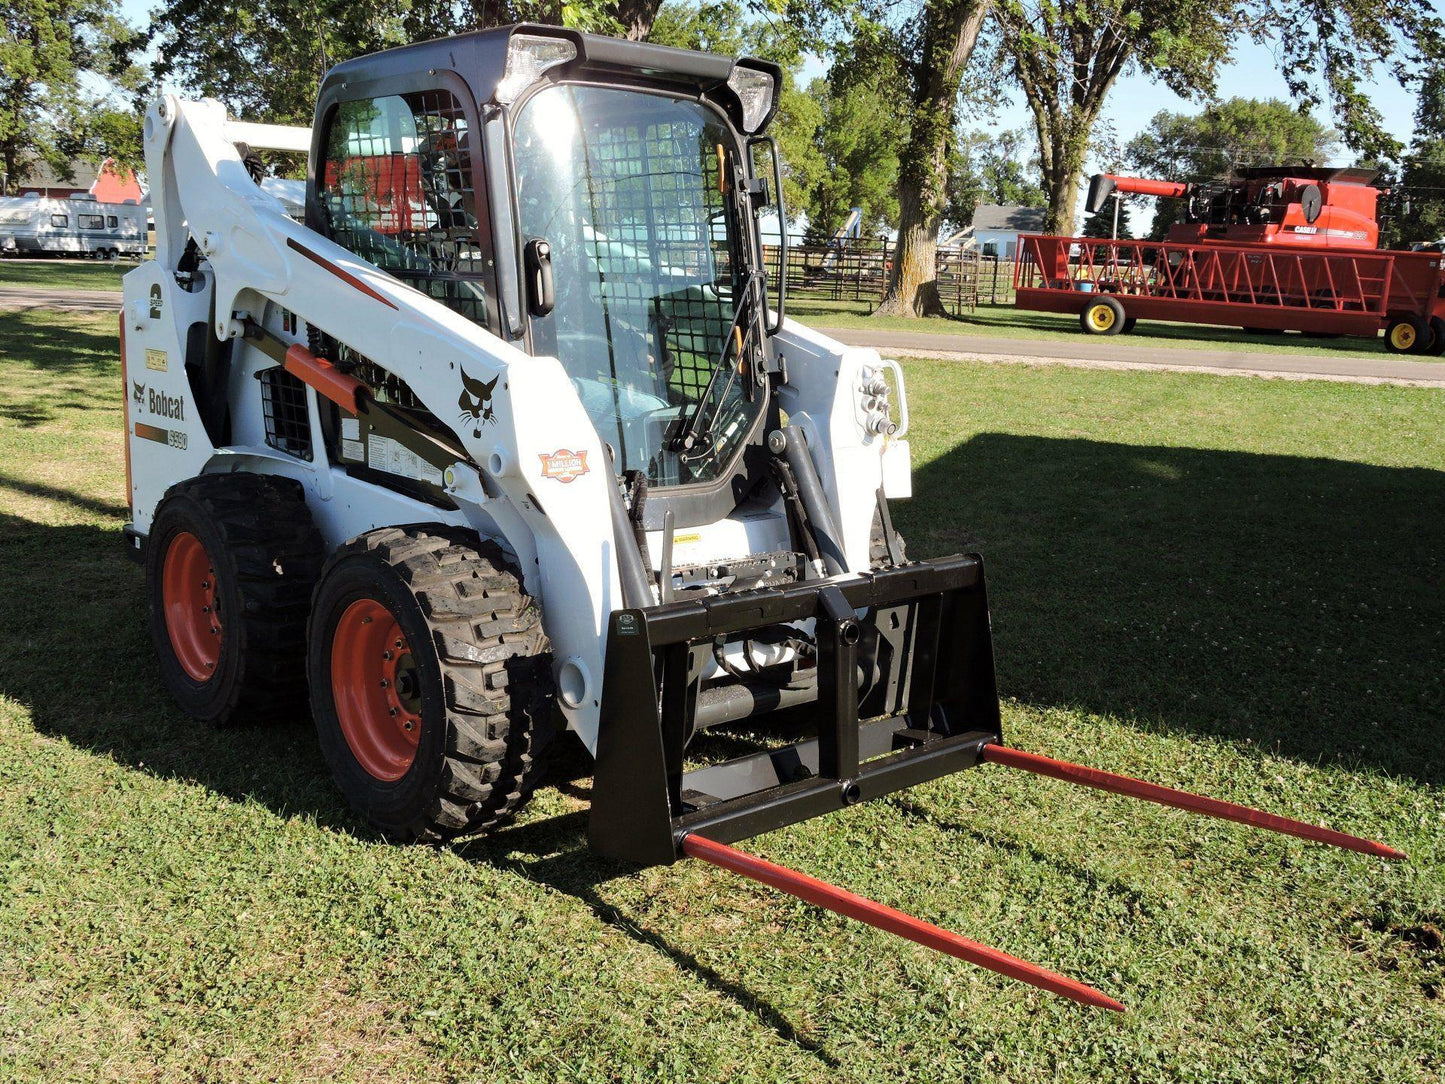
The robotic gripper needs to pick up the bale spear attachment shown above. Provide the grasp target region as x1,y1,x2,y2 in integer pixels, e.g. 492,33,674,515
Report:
979,744,1405,860
682,833,1125,1010
585,552,1401,1010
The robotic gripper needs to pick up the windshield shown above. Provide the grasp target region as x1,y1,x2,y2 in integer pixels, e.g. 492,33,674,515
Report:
512,84,762,487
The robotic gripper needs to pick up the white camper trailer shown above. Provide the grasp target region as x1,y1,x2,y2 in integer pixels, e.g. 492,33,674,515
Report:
0,196,146,259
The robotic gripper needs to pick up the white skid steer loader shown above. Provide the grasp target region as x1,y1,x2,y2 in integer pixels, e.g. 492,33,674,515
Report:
120,26,1401,1011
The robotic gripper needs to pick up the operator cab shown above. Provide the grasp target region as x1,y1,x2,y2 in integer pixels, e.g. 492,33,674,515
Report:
307,26,787,523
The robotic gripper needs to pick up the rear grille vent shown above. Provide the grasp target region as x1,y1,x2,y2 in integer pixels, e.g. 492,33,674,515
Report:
259,367,312,460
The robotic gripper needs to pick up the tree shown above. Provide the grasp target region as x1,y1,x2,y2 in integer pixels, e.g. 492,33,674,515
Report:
0,1,139,188
793,73,903,240
1126,98,1339,238
992,0,1445,235
1079,200,1132,238
649,2,822,227
945,127,1044,229
1396,71,1445,245
814,0,991,316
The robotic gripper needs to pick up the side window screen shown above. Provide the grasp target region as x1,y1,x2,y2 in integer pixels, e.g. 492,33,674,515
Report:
107,215,118,228
50,214,68,228
79,214,105,229
320,90,492,329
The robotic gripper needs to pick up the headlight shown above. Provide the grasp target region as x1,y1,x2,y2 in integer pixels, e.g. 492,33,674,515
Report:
496,33,577,105
727,66,775,133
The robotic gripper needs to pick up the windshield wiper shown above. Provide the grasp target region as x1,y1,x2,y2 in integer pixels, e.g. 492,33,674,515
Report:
670,269,762,455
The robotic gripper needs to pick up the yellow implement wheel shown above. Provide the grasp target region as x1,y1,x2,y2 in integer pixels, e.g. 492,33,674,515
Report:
1385,315,1430,355
1079,296,1125,336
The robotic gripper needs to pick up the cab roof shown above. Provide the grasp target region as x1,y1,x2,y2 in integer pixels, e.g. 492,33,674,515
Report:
318,23,781,134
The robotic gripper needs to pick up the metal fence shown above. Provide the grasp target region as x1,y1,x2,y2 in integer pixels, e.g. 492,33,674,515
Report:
760,238,1017,313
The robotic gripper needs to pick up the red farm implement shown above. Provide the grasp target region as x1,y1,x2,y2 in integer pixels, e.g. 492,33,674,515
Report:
1014,232,1445,351
1014,166,1445,353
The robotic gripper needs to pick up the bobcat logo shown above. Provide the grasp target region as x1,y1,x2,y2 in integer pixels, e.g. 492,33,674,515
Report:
457,368,498,438
132,381,145,405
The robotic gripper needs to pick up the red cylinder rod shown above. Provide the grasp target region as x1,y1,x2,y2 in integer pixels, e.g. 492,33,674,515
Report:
980,744,1405,860
1101,174,1192,199
284,343,364,414
681,833,1124,1011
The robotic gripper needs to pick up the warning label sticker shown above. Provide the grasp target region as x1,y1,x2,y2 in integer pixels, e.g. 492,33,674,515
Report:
145,349,168,372
367,435,443,487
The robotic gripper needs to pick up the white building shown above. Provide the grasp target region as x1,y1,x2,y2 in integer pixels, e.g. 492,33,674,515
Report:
959,205,1048,258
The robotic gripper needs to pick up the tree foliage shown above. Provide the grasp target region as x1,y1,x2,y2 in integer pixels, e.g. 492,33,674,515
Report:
0,0,142,186
1395,71,1445,245
1126,97,1339,238
1079,200,1132,238
945,127,1044,229
148,0,667,125
790,72,904,240
796,0,991,315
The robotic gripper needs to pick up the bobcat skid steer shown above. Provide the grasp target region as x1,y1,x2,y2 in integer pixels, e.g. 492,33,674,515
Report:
120,26,1399,1010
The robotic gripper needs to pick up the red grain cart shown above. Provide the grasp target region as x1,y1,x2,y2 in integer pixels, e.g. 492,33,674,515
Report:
1014,233,1445,354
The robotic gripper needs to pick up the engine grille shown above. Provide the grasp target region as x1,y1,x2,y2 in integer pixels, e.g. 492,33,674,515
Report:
259,367,312,460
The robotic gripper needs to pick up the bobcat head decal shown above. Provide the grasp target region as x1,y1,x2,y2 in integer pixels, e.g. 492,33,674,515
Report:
132,380,145,405
457,368,498,438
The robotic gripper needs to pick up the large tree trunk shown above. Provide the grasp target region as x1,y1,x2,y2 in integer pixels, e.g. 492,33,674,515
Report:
1038,123,1092,234
615,0,662,40
875,0,990,317
999,2,1130,238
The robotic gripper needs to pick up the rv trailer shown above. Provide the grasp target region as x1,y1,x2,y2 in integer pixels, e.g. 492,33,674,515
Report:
0,195,146,259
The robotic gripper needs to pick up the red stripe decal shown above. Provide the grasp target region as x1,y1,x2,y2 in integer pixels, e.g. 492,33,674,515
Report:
286,237,398,310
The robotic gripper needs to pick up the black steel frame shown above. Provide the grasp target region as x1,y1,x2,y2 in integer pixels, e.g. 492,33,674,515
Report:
588,554,1001,865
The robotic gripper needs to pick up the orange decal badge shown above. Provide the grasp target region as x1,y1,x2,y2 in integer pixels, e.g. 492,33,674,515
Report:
538,449,590,483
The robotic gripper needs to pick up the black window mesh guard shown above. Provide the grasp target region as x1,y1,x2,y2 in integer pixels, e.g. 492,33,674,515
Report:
259,367,312,460
584,119,738,410
320,89,492,328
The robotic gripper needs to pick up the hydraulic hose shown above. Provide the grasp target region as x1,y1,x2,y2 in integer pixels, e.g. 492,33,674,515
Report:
604,447,656,610
770,427,847,576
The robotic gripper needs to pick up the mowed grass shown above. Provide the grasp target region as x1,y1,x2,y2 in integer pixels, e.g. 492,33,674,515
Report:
789,297,1405,358
1,307,1443,1081
0,258,134,291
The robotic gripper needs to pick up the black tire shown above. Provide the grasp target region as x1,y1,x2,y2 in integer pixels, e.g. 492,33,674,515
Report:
307,527,555,842
1079,295,1125,335
1385,314,1430,355
1429,316,1445,357
146,472,323,725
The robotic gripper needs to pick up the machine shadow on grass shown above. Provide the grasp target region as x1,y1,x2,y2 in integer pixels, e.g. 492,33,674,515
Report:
901,433,1444,785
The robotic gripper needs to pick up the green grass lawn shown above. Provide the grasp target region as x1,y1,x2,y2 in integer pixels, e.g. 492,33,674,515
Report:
1,308,1442,1081
790,297,1405,358
0,258,135,291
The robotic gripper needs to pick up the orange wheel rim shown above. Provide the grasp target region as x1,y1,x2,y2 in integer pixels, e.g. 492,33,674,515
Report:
330,598,423,781
162,531,223,682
